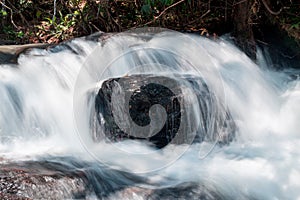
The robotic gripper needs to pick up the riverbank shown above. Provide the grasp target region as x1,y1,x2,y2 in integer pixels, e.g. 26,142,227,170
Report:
0,1,299,50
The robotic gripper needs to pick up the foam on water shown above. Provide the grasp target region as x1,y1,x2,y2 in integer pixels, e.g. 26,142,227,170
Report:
0,31,299,199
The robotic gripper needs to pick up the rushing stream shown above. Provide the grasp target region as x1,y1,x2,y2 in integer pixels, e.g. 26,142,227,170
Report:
0,29,300,199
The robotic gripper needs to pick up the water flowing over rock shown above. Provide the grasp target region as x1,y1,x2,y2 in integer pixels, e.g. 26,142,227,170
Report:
0,158,145,199
0,44,50,64
93,74,236,148
0,159,229,200
1,30,300,199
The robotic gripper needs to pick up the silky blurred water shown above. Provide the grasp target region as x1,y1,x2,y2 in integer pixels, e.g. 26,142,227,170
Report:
0,30,299,199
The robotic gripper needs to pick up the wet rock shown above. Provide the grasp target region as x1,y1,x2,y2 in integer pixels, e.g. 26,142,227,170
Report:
0,161,86,199
84,31,153,46
145,183,226,200
94,74,235,148
0,44,50,64
109,183,227,200
85,31,117,45
0,158,147,199
0,158,242,200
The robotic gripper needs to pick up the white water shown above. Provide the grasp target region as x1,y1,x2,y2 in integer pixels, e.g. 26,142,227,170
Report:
0,31,300,199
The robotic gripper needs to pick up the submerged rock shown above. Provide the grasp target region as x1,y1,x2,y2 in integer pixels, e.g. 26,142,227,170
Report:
0,159,233,200
0,158,146,199
93,74,235,148
0,161,86,199
109,183,228,200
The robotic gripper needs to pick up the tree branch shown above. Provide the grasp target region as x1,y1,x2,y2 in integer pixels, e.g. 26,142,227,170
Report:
261,0,282,15
0,0,18,29
143,0,186,26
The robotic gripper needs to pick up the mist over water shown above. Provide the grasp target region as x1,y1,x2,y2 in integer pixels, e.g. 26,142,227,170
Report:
0,31,300,199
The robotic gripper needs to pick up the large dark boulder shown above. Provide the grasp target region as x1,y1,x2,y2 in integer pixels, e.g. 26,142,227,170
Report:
93,74,235,148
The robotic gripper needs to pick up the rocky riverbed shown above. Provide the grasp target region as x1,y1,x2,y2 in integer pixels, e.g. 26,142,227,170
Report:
0,158,226,200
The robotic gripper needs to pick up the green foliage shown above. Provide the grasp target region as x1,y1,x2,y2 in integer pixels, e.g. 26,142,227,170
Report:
276,2,300,37
291,22,299,30
141,4,151,15
37,10,80,41
0,9,8,17
17,31,25,38
36,10,42,19
0,0,299,43
1,25,25,40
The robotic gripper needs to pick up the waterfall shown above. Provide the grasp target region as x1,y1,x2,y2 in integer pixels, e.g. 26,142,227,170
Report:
0,30,299,199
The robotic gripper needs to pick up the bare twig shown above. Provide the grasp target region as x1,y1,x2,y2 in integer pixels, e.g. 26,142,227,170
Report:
90,22,101,32
233,0,247,6
0,0,18,29
256,39,268,45
106,7,122,31
200,0,210,19
143,0,186,26
6,0,28,26
53,0,57,23
261,0,282,15
5,0,42,43
200,9,210,19
74,1,90,33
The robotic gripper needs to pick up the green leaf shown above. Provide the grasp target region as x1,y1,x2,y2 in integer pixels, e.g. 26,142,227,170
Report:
59,11,63,21
45,17,53,24
141,4,151,15
17,31,24,38
36,10,42,19
74,10,80,16
291,23,299,29
0,10,7,16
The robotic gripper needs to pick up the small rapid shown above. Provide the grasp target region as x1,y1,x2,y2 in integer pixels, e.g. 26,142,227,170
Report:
0,30,299,199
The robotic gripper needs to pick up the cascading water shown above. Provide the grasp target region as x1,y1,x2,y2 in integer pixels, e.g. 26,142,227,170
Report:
0,29,300,199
